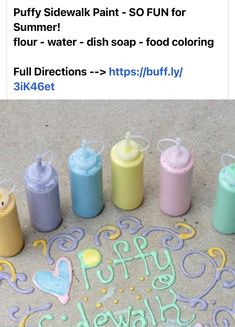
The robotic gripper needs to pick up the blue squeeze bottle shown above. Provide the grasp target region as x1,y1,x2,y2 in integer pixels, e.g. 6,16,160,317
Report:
68,140,104,218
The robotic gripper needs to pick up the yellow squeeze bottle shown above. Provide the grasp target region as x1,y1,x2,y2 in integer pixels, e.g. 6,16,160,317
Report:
111,132,149,210
0,181,24,257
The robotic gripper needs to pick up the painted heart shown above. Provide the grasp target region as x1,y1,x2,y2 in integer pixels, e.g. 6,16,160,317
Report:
32,257,72,304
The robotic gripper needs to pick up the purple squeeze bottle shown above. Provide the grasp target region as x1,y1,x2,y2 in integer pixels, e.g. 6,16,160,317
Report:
24,151,61,232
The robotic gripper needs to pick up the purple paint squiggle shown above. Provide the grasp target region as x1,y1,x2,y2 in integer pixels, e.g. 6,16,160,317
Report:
212,300,235,327
8,303,52,323
45,227,85,264
143,226,184,251
116,215,143,235
176,249,235,326
0,271,34,294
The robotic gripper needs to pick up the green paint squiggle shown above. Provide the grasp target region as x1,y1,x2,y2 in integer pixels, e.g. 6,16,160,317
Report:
155,288,196,326
96,265,115,284
61,314,68,321
38,314,54,327
133,236,151,276
112,240,133,280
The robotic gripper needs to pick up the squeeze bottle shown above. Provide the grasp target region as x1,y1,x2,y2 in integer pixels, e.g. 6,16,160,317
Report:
111,131,149,210
0,180,24,256
24,151,61,232
68,140,104,218
212,153,235,234
158,137,193,216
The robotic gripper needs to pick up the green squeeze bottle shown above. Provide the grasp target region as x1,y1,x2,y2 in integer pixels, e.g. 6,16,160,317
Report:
212,153,235,234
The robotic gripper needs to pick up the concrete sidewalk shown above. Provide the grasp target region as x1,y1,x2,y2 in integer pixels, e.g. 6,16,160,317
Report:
0,100,234,326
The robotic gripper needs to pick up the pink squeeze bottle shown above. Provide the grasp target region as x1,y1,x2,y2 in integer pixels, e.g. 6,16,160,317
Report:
158,137,193,216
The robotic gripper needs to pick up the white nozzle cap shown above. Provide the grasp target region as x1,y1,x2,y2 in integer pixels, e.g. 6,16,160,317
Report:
158,137,190,168
0,180,15,210
221,153,235,186
71,139,105,171
27,152,53,185
115,131,150,162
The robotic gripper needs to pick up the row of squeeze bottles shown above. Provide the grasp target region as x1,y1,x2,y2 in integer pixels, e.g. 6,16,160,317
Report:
0,132,235,257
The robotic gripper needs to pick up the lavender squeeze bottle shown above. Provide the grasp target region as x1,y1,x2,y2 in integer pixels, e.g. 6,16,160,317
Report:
24,152,61,232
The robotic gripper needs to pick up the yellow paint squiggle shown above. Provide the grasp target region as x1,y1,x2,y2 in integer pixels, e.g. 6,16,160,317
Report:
208,247,227,270
0,260,17,281
33,239,47,256
175,222,196,240
98,225,121,241
18,314,30,327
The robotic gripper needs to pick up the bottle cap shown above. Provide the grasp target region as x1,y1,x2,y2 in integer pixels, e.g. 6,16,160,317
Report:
0,180,15,210
221,153,235,186
71,139,104,171
27,151,53,185
158,137,190,168
115,131,149,162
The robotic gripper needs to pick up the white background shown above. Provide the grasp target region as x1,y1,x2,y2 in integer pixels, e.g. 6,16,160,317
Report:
0,1,6,99
229,0,235,98
0,0,234,99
